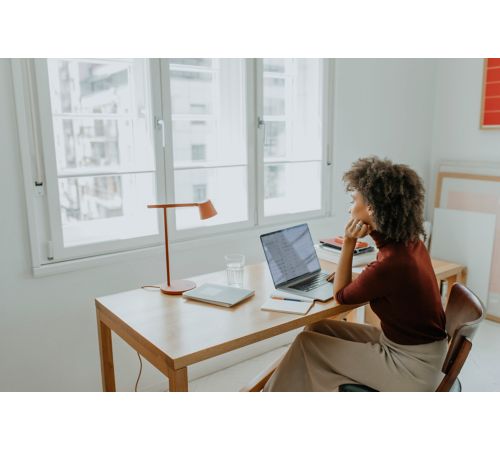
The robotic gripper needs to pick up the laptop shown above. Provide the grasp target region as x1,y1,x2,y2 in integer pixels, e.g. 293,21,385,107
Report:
182,283,255,307
260,224,333,301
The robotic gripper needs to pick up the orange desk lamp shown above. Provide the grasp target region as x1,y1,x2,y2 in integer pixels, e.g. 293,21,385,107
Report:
148,200,217,295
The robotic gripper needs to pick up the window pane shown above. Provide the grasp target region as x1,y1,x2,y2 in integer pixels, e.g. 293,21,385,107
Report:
192,183,207,202
170,58,212,68
52,117,154,173
264,121,286,158
58,173,158,246
47,59,134,115
291,59,323,160
191,144,206,161
264,162,322,217
46,58,158,248
170,70,214,115
174,167,248,230
263,59,285,73
169,59,248,230
53,118,125,172
262,59,323,217
263,77,285,116
262,59,323,162
264,165,285,199
170,59,246,168
59,175,124,222
172,119,217,166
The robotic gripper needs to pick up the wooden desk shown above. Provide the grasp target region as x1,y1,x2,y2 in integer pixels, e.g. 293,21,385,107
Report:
432,258,467,286
95,259,349,392
95,258,466,392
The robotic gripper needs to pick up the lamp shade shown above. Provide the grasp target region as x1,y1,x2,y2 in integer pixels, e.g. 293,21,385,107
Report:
198,200,217,220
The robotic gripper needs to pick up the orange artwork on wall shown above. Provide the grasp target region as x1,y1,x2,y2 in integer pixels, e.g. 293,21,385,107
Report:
481,58,500,128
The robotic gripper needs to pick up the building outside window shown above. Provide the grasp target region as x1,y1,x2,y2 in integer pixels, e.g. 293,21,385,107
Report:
13,58,330,267
191,144,206,161
44,59,158,251
262,58,324,217
169,58,249,231
192,183,207,203
264,165,285,199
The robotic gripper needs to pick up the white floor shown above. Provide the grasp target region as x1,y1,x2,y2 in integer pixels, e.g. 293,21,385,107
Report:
458,319,500,391
189,319,500,392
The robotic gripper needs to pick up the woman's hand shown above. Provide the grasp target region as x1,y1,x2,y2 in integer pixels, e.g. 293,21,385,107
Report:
333,218,371,300
344,217,373,240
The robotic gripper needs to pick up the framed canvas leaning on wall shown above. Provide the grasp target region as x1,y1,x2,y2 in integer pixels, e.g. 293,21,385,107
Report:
435,166,500,322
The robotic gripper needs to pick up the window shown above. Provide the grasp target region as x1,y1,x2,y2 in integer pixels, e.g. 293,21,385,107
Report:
261,59,324,218
264,165,285,199
13,58,332,268
169,59,249,232
28,59,164,261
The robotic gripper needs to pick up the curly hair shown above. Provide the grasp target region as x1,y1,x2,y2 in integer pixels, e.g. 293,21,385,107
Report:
342,156,426,244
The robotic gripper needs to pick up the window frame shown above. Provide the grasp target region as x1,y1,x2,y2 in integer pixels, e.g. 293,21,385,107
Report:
13,58,335,272
14,59,168,264
255,58,333,227
161,58,258,243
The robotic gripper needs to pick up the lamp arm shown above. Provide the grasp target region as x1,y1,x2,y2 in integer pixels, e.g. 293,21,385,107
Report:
147,203,199,209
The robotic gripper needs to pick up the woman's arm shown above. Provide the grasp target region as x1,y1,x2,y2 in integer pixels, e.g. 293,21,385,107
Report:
332,237,357,300
333,217,372,301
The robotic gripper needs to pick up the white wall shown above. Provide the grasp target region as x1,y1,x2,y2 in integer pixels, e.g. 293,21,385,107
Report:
0,58,436,391
427,58,500,219
332,59,436,229
432,59,500,159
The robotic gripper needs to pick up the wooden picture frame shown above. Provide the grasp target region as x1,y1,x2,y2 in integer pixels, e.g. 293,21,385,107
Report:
435,171,500,322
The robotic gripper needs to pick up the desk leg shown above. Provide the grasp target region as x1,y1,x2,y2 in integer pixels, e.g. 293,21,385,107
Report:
169,367,188,392
444,275,458,308
96,311,116,392
457,268,467,285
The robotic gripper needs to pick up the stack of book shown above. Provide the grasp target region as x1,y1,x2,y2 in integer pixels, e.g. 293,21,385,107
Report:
315,236,377,266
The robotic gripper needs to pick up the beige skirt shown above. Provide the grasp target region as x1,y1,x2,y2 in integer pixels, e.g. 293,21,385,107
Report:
263,319,448,392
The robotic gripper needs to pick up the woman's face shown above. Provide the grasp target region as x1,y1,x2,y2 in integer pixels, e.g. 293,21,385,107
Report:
349,191,376,229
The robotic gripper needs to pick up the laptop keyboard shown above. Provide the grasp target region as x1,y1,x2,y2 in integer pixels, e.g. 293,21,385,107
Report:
289,273,329,292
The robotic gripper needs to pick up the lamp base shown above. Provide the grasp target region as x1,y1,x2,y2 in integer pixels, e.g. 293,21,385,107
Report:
160,279,196,295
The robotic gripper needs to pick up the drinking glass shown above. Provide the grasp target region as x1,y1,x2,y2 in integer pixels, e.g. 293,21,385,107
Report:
224,254,245,287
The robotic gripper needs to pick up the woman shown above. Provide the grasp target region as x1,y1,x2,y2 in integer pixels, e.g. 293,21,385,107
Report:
263,156,448,392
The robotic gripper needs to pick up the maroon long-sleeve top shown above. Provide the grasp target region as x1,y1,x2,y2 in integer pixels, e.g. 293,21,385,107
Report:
336,230,447,345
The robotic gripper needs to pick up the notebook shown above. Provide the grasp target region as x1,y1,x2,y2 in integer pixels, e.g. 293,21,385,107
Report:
182,283,255,307
269,290,313,302
261,289,314,314
261,298,314,315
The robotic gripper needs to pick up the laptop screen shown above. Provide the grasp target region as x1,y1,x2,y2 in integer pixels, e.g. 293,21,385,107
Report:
260,224,321,287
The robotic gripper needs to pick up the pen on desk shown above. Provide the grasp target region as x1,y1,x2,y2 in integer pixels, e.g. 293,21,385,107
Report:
271,296,308,302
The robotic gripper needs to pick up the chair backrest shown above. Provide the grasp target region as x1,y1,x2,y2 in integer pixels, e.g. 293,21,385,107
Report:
437,283,485,391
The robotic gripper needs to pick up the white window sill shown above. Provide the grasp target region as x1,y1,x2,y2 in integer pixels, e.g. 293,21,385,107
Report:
32,214,337,278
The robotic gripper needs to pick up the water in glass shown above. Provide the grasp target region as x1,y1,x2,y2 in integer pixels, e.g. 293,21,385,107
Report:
225,254,245,287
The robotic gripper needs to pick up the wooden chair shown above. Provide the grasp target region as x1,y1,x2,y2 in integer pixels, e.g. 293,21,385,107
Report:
240,283,485,392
